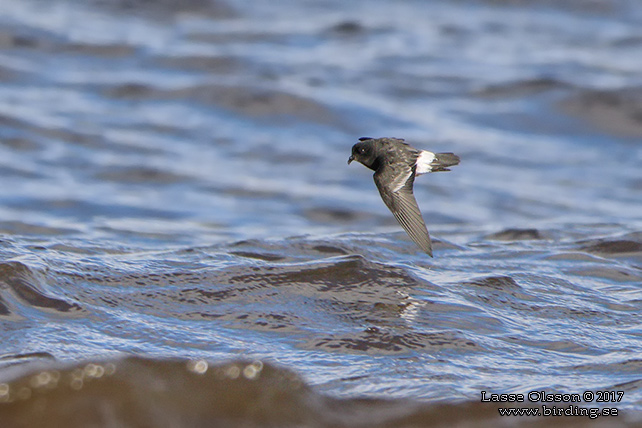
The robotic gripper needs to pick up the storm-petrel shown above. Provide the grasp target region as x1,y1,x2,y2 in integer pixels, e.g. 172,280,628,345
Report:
348,137,459,256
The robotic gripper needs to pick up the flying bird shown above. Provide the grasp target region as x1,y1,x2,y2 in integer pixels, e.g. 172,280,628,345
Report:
348,137,459,256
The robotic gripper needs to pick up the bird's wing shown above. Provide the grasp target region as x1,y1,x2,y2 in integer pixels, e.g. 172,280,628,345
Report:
374,164,433,256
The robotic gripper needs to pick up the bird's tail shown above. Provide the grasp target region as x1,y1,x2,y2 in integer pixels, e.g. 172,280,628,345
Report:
430,152,460,172
416,151,460,174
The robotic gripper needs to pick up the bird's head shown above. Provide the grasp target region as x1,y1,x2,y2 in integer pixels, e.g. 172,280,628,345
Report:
348,138,378,170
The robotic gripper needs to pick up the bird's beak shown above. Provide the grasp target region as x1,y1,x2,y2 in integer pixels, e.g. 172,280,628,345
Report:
348,155,354,165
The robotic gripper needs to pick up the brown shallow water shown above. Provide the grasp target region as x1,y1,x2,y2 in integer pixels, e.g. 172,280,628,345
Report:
1,0,642,426
1,357,640,428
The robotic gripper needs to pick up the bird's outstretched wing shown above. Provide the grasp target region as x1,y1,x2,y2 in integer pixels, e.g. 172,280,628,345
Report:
374,164,433,256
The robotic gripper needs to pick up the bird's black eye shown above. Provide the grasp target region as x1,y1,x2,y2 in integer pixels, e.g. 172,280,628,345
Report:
358,147,366,154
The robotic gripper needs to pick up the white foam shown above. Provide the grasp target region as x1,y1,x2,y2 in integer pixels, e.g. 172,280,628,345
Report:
415,150,435,175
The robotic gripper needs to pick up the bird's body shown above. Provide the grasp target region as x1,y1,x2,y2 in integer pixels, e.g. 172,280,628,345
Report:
348,137,459,256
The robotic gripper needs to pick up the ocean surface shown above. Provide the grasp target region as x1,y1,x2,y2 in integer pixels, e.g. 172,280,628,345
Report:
0,0,641,426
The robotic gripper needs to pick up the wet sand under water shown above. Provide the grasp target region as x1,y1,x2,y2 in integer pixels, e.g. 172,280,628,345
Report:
1,357,640,428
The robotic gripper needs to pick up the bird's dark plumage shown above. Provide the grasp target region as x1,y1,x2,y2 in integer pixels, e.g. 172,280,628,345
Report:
348,137,459,256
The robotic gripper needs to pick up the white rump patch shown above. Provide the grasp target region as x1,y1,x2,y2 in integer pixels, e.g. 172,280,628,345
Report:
415,150,435,175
